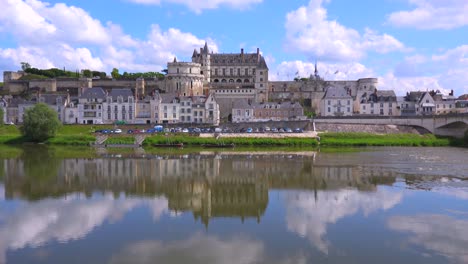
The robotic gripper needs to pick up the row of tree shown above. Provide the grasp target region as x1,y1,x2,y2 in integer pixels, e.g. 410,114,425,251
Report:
20,62,165,80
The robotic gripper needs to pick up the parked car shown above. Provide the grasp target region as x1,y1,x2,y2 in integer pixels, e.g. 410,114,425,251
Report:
264,126,271,132
271,127,278,132
246,127,253,133
193,128,202,133
127,129,134,134
294,128,303,133
114,128,122,134
182,128,189,133
285,127,293,133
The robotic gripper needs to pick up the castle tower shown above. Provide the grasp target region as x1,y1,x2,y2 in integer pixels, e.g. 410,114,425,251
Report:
201,42,211,85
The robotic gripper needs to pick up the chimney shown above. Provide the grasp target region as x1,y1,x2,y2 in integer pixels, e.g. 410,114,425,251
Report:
256,48,260,62
241,48,244,59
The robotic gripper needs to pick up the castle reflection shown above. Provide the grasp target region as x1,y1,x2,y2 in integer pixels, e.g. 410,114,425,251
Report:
1,151,399,226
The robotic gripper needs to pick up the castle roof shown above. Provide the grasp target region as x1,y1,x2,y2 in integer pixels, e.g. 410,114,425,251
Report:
323,86,352,99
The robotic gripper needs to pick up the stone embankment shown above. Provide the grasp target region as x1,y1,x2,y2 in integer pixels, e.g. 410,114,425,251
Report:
199,131,318,138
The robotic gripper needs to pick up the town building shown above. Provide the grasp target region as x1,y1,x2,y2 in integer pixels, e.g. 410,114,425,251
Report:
320,86,353,116
399,92,435,116
231,99,304,123
359,90,397,116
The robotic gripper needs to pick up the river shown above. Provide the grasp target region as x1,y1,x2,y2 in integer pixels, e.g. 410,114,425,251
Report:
0,146,467,264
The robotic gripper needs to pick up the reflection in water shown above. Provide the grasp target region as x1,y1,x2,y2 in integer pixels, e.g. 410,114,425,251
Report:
286,189,402,253
1,148,467,263
388,214,468,263
0,195,170,264
109,234,265,264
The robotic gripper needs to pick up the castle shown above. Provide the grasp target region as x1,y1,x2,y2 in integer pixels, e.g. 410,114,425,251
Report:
2,42,384,118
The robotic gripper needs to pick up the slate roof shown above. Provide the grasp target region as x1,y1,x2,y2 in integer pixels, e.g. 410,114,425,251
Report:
109,88,133,102
232,99,252,109
323,86,352,99
80,87,106,100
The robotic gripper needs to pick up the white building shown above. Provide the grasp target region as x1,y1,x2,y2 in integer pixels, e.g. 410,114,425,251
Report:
320,86,353,116
78,87,106,124
359,90,397,116
102,88,135,124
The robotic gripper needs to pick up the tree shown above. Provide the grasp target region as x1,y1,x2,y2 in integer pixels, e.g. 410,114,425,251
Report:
82,69,92,78
21,103,61,142
21,62,31,71
111,68,120,79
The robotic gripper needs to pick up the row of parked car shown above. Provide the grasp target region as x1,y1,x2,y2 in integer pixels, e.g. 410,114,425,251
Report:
95,126,305,135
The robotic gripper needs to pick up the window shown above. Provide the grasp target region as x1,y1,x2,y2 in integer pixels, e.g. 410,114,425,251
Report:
164,105,167,111
370,103,374,108
223,68,226,75
237,110,241,116
337,107,341,112
215,69,218,75
173,113,176,118
380,109,384,115
260,71,263,75
380,103,383,107
260,78,263,82
347,100,350,105
245,69,248,75
189,68,192,74
230,68,233,75
177,68,179,73
237,68,240,75
164,113,167,118
253,69,256,75
173,106,176,111
363,105,366,110
328,107,331,112
194,111,198,116
328,100,331,105
389,102,392,107
347,107,350,112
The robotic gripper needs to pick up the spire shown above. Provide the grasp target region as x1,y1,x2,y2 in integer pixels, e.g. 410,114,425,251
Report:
314,60,318,76
203,41,209,54
173,57,177,63
192,49,198,57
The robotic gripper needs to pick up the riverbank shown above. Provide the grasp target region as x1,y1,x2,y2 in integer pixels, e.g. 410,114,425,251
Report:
0,125,465,147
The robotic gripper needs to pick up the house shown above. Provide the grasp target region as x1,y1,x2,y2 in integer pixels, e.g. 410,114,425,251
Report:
232,99,254,123
432,92,457,115
78,87,106,124
320,86,353,116
399,91,435,116
359,90,397,116
102,88,135,124
159,93,180,124
253,101,304,121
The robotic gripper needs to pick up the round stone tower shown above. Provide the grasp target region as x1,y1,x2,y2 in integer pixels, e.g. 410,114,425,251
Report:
166,58,204,96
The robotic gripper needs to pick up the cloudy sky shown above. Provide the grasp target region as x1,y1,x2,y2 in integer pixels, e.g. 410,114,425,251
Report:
0,0,466,95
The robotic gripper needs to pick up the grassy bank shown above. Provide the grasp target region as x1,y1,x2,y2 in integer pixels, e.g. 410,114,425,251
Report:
143,134,318,147
319,132,460,147
0,124,465,147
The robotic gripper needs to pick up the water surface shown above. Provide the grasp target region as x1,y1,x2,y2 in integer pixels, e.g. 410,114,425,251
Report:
0,146,467,264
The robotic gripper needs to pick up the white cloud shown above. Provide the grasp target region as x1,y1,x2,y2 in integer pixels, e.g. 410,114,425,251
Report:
286,189,402,254
0,195,171,263
388,214,468,262
284,0,406,62
271,60,375,81
126,0,262,13
386,45,468,95
387,0,468,29
0,0,217,76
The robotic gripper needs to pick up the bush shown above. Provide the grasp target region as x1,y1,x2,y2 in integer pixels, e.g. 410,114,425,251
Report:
21,103,62,142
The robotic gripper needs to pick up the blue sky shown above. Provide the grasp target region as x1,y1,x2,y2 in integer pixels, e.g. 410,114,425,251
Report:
0,0,466,95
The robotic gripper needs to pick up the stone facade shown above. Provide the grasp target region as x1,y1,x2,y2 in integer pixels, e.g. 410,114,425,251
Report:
192,43,269,103
359,90,398,116
320,86,353,117
232,99,304,123
165,59,204,96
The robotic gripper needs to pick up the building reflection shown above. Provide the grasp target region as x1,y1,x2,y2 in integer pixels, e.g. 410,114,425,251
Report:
1,152,398,225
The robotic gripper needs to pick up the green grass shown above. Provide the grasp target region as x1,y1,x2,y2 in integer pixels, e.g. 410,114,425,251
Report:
319,132,453,147
46,135,95,145
19,74,49,80
143,135,318,147
104,136,135,145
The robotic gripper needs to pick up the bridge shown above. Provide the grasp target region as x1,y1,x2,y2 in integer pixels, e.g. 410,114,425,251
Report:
314,114,468,138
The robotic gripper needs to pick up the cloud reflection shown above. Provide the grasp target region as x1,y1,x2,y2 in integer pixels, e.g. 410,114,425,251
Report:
388,214,468,263
286,188,403,254
109,234,265,264
0,195,170,264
